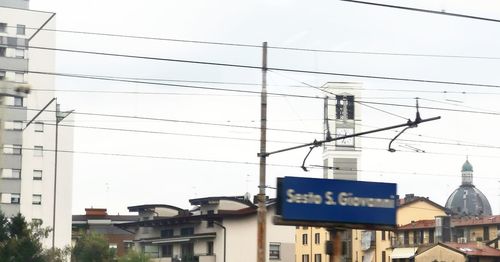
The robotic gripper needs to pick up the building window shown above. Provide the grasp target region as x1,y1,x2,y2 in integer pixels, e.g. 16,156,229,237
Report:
160,229,174,238
314,254,321,262
404,231,409,245
34,146,43,157
2,169,21,179
429,228,435,243
484,226,490,241
335,95,355,120
1,193,20,204
207,241,214,255
382,230,386,240
10,193,20,204
382,251,386,262
161,244,172,257
0,47,5,57
34,122,44,132
5,121,23,130
302,254,310,262
15,72,24,83
33,170,42,180
143,245,159,258
314,233,320,244
15,49,24,58
14,97,23,107
0,23,6,32
17,24,25,35
180,227,194,236
32,194,41,205
32,218,43,225
302,233,308,245
4,144,22,155
269,243,280,260
0,71,5,80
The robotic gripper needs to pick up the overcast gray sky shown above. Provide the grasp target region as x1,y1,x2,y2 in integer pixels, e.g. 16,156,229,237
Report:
29,0,500,215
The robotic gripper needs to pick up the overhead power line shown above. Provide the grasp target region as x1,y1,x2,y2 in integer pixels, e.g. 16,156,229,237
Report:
20,45,500,89
11,106,321,135
356,100,500,116
49,122,500,151
341,0,500,23
11,25,500,61
3,69,321,100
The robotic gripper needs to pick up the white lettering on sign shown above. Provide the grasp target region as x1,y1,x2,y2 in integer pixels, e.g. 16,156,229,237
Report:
285,189,394,209
338,192,395,208
286,189,322,204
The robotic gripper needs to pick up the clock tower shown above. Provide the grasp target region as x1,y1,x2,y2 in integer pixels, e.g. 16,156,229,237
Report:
322,82,362,180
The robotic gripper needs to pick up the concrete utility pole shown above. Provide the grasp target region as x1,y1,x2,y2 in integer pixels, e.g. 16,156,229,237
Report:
52,102,73,251
257,42,268,262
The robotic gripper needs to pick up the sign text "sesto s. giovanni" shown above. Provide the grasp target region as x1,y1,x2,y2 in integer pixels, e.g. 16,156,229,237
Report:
286,189,395,208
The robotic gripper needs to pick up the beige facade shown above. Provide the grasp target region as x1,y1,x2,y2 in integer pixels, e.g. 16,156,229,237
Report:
415,244,465,262
295,196,448,262
295,227,329,262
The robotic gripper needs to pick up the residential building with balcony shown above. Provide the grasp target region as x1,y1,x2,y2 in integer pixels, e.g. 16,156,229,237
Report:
0,0,74,249
72,208,139,257
117,195,295,262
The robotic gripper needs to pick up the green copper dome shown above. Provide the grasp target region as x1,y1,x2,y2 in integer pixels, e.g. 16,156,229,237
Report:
462,159,473,172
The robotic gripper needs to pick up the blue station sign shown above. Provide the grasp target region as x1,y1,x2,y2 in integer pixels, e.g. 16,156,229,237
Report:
276,177,397,227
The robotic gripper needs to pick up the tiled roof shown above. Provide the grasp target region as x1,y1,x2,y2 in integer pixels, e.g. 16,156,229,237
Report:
453,215,500,227
398,215,500,230
398,219,435,230
398,197,447,211
72,214,139,222
444,242,500,257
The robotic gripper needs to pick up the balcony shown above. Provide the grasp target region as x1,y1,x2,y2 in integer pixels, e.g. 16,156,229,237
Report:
151,255,215,262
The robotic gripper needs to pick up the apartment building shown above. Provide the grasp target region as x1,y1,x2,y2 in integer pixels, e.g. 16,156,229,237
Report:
72,208,139,257
117,195,295,262
0,0,73,249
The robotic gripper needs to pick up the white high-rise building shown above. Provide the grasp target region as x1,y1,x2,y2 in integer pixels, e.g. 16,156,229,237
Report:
0,0,73,249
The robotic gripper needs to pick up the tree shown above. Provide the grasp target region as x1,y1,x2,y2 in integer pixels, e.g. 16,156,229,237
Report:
118,250,151,262
72,232,114,262
0,212,49,262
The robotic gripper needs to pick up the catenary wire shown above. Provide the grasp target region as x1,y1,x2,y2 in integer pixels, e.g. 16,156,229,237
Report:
340,0,500,23
17,45,500,89
10,25,500,61
38,120,500,151
2,69,322,100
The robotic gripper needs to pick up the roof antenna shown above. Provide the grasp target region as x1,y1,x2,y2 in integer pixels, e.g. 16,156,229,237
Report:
388,98,422,152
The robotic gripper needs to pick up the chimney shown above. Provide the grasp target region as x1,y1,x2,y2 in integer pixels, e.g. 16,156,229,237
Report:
404,194,415,203
85,208,107,217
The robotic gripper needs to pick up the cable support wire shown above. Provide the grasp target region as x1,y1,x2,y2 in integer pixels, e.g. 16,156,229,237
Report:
0,145,300,169
7,106,320,135
12,101,500,150
13,104,500,150
340,0,500,23
36,120,500,151
9,25,500,61
306,164,497,181
1,68,322,100
45,122,303,145
355,100,500,116
15,45,500,89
